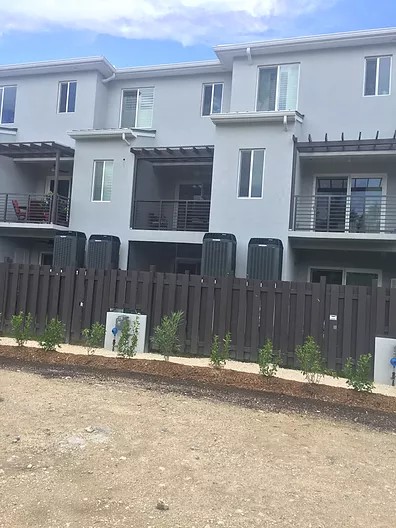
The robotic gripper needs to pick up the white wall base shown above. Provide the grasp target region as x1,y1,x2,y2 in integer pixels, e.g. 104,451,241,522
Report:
374,337,396,386
105,312,147,354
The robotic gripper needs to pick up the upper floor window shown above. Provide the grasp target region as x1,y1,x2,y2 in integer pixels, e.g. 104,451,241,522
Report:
0,85,17,124
238,149,265,198
120,87,154,129
58,81,77,113
202,83,223,116
257,64,299,112
92,160,113,202
364,56,391,96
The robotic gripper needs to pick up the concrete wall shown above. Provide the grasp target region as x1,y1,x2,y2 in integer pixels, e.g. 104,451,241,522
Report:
105,73,232,146
209,122,298,277
0,71,101,145
0,236,52,264
230,42,396,139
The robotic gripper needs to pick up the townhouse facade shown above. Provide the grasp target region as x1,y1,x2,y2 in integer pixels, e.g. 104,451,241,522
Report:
1,28,396,286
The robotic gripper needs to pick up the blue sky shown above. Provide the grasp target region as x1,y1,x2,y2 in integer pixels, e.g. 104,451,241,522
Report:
0,0,395,67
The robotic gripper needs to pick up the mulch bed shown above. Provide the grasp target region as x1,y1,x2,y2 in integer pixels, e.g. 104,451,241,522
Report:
1,345,395,418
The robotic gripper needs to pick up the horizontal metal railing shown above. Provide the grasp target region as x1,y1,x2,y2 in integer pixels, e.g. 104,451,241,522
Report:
0,193,70,226
133,200,210,231
293,194,396,233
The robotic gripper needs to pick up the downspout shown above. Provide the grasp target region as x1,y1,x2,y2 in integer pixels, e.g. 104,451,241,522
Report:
246,47,253,65
121,132,131,146
102,72,116,84
288,136,298,230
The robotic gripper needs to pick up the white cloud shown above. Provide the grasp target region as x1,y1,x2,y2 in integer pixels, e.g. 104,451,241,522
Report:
0,1,336,45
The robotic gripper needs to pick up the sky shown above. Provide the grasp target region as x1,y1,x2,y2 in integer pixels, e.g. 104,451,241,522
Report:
0,0,395,67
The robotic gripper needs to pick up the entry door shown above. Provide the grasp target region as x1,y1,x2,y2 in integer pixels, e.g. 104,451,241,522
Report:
315,178,348,232
48,178,71,198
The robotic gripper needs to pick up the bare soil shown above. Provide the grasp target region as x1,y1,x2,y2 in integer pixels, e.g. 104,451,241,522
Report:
1,367,395,528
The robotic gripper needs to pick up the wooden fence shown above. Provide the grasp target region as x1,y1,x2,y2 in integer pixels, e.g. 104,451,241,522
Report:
0,263,394,368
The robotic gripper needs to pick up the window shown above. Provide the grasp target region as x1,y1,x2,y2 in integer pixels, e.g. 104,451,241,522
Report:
238,149,265,198
58,81,77,113
364,56,391,96
257,64,299,111
202,83,223,115
120,87,154,128
0,85,17,124
311,268,380,286
92,160,113,202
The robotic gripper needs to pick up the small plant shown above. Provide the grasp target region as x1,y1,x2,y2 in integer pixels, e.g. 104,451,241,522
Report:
210,332,231,369
82,322,106,355
11,312,33,347
117,317,140,358
151,311,184,361
258,339,281,377
343,353,374,392
38,318,65,352
296,336,324,384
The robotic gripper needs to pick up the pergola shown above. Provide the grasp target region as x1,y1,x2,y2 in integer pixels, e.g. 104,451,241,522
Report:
0,141,74,223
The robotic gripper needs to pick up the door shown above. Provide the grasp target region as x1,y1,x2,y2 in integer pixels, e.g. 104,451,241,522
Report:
349,178,383,233
48,178,71,198
315,178,348,232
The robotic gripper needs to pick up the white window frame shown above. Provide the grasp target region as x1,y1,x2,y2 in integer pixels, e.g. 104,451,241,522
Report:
363,56,392,97
237,149,265,199
256,63,300,112
119,87,154,129
201,83,224,116
0,85,17,125
57,80,77,113
308,266,382,286
91,160,113,203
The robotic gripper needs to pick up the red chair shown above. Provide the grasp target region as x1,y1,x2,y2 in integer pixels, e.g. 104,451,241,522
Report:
12,200,27,221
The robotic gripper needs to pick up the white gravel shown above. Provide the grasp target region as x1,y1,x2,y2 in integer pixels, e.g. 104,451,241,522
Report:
1,337,395,398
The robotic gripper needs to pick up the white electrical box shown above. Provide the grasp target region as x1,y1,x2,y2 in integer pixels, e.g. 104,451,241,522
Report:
104,311,147,353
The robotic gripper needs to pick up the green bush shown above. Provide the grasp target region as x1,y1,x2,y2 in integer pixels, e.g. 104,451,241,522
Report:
11,312,33,347
343,354,374,392
117,317,140,358
210,332,231,369
258,339,281,377
82,322,106,355
38,319,65,352
151,311,184,361
296,336,325,384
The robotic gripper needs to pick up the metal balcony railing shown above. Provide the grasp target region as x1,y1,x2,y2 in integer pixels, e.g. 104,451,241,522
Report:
133,200,210,231
293,194,396,233
0,193,70,227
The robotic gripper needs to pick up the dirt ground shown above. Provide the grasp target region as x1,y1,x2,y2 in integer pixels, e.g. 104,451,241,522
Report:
1,368,395,528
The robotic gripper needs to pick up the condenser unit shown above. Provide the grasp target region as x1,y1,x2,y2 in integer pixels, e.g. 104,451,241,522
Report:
87,235,120,269
201,233,236,277
247,238,283,281
53,231,86,267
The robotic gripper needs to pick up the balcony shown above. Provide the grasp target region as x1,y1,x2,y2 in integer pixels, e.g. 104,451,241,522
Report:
0,193,70,227
133,200,210,232
293,195,396,234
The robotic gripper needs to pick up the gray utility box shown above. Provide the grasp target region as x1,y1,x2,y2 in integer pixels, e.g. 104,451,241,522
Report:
53,231,86,268
201,233,236,277
87,235,120,269
247,238,283,281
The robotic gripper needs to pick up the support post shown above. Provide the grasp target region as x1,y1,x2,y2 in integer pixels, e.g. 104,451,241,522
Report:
51,149,61,224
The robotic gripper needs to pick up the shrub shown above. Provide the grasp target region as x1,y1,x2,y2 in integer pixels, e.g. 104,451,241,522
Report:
210,332,231,369
82,322,106,355
258,339,281,377
151,311,184,361
296,336,324,384
38,319,65,352
117,317,140,358
343,354,374,392
11,312,33,347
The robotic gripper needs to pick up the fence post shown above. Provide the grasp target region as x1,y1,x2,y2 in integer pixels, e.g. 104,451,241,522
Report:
369,279,378,366
318,275,327,352
0,263,9,332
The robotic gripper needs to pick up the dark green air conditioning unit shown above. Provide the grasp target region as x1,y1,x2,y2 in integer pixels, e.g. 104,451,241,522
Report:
87,235,120,269
201,233,236,277
53,231,86,268
247,238,283,280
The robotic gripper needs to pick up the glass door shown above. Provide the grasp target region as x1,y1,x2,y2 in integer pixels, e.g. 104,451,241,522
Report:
349,178,382,233
315,178,348,232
